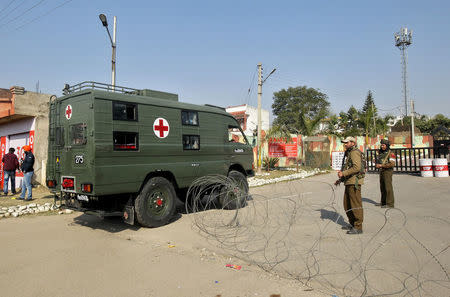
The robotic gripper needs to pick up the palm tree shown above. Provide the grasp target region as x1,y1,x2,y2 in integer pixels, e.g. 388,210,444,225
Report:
298,112,325,136
377,115,394,136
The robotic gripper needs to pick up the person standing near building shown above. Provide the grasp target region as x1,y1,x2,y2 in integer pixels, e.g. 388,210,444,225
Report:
19,145,34,201
375,139,395,208
335,136,365,235
2,148,19,195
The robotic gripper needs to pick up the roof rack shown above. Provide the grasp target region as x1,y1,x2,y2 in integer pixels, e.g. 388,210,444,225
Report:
204,104,225,111
62,81,140,95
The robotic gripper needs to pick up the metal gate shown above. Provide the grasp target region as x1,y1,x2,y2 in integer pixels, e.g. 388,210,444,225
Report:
366,147,449,173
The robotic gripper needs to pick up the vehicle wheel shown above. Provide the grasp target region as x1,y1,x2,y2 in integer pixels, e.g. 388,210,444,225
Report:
219,170,249,210
135,177,177,227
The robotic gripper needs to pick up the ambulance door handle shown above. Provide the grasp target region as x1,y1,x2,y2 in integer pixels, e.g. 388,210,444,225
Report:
191,163,200,167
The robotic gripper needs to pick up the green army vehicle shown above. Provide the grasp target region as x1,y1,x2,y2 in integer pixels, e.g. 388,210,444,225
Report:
46,82,254,227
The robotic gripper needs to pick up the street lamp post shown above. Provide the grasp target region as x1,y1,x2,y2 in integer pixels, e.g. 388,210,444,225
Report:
99,14,117,90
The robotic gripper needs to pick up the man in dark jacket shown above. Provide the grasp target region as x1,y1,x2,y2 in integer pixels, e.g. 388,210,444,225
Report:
2,147,19,195
19,145,35,201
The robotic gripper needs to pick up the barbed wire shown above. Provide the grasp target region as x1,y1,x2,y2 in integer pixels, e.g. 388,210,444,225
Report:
186,176,450,297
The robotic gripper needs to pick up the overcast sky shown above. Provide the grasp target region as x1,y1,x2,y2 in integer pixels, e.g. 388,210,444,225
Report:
1,0,448,121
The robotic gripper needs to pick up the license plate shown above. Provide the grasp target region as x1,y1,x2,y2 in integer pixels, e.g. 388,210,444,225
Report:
77,194,89,202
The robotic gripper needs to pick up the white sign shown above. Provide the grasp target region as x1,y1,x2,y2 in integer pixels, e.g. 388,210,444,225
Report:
153,117,170,139
65,105,73,120
331,151,345,170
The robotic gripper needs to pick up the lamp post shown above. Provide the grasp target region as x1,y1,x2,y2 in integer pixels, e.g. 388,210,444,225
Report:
99,14,117,90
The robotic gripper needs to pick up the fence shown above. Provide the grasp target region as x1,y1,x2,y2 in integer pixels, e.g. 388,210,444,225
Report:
366,147,449,173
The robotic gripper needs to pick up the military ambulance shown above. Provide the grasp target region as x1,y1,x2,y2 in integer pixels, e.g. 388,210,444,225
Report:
46,82,254,227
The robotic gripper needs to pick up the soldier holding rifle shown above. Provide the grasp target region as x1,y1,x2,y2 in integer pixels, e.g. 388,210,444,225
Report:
375,139,395,208
335,137,365,235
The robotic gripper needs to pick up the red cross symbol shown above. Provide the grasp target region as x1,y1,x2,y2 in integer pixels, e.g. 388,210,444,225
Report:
65,105,72,120
153,117,170,138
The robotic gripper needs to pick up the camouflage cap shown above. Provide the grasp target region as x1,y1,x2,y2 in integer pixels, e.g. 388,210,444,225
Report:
341,136,356,143
380,139,390,145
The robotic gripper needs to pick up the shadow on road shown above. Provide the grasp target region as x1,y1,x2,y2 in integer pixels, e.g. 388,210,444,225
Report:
72,214,141,232
362,197,378,205
71,212,183,233
317,208,348,227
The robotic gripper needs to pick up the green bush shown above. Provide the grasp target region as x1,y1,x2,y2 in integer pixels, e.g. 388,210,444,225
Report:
263,157,279,171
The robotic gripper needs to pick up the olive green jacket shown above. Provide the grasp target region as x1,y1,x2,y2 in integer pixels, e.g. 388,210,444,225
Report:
376,150,395,171
342,147,364,186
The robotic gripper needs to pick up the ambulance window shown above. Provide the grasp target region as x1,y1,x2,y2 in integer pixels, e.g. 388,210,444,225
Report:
55,127,64,146
71,123,87,145
228,125,248,145
113,102,138,121
113,131,139,151
182,135,200,150
181,110,198,126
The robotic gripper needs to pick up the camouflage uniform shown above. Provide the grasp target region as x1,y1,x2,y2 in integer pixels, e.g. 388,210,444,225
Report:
376,141,395,207
341,146,365,231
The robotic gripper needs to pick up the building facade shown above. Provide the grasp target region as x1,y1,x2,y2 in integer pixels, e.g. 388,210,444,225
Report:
0,86,51,190
225,104,270,137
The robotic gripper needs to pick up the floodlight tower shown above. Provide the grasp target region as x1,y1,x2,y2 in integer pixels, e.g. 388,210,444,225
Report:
394,27,412,116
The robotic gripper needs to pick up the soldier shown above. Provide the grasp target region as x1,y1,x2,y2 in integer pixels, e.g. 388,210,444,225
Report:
375,139,395,208
335,136,365,234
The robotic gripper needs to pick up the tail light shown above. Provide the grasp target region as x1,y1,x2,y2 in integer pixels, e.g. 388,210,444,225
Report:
81,183,93,193
62,177,74,190
46,179,57,188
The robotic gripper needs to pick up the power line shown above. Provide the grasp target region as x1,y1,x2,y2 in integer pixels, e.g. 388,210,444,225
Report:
0,0,46,29
0,0,28,20
0,0,18,16
244,65,258,105
13,0,73,31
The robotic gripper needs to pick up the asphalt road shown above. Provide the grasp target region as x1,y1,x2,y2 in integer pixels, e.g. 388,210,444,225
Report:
0,172,449,297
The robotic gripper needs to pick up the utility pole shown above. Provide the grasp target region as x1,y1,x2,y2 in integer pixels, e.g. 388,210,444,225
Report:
256,63,276,174
410,100,415,147
257,63,263,174
394,27,412,117
372,101,377,136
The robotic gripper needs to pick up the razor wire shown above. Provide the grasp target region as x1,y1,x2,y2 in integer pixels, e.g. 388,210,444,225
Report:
185,175,450,297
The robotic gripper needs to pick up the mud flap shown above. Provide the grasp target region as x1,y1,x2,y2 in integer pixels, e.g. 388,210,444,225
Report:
123,205,135,225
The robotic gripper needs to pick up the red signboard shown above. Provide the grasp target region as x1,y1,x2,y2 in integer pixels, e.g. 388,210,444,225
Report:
268,137,298,158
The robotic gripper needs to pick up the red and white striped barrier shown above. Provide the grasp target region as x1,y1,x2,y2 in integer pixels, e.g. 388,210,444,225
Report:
419,159,433,177
433,158,449,178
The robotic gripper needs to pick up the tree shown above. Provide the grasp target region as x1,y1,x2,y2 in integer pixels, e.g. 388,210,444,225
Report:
361,90,378,138
362,90,377,115
323,114,341,136
394,113,450,134
376,114,394,136
340,105,362,137
272,86,330,135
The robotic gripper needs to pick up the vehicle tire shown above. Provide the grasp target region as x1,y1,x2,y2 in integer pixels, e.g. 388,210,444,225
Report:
219,170,249,210
135,177,177,227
